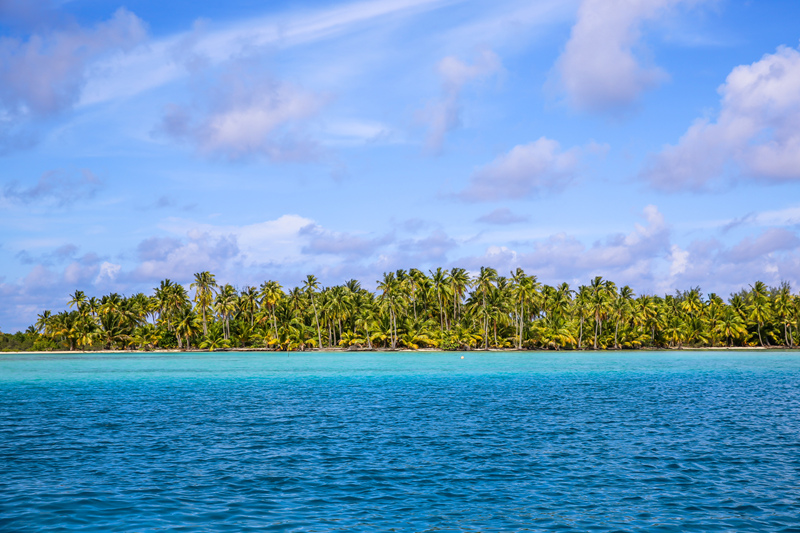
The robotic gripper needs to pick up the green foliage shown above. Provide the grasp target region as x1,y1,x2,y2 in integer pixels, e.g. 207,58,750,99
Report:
0,331,38,352
13,272,800,353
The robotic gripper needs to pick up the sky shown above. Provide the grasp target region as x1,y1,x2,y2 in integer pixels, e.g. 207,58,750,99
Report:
2,0,800,331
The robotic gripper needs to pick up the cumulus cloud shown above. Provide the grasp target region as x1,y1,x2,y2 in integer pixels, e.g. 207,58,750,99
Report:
0,251,112,332
0,8,147,118
555,0,700,112
8,205,800,332
141,214,315,282
158,56,329,161
398,230,458,263
3,169,103,206
299,224,393,258
457,208,800,297
663,228,800,295
724,228,800,264
458,137,606,201
422,48,502,153
643,44,800,190
131,233,240,282
457,205,670,287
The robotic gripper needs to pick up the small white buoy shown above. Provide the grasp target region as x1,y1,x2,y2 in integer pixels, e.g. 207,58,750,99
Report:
461,355,464,359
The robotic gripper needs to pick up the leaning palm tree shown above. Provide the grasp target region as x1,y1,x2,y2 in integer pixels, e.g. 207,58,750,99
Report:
35,310,53,335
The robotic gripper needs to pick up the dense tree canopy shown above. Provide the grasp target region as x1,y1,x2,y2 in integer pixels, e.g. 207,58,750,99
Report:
11,269,800,352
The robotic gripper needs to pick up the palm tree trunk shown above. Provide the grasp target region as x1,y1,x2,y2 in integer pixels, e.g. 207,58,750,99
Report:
482,294,488,350
310,296,322,349
391,304,397,349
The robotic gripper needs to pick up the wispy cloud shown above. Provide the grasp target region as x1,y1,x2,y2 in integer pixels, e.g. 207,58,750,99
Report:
0,8,147,118
421,48,502,153
78,0,457,108
476,208,529,225
3,169,103,206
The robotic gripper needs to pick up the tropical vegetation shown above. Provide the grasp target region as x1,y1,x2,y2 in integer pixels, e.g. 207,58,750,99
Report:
8,270,800,352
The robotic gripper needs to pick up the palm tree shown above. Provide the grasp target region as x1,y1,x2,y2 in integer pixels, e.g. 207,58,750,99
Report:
636,295,660,346
68,290,87,312
199,322,230,351
354,296,378,349
214,284,238,340
773,283,793,346
475,266,497,349
611,286,635,349
238,286,259,328
716,307,747,347
588,276,612,350
259,280,284,341
510,268,538,349
174,307,199,349
377,272,400,349
303,275,323,350
430,267,449,335
447,267,472,325
35,310,52,335
190,271,218,336
749,281,771,347
574,285,590,350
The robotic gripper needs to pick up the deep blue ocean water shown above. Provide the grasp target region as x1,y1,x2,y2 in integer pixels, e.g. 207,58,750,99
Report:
1,350,799,532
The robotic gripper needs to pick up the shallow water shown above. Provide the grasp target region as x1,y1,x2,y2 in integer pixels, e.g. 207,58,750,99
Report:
1,351,799,532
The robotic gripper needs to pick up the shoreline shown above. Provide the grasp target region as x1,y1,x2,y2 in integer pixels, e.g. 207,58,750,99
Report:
2,345,795,356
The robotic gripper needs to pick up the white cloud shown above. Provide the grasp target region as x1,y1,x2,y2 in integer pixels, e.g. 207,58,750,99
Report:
554,0,701,112
458,137,606,201
422,48,502,153
643,44,800,190
95,261,121,284
157,214,314,270
668,244,688,276
456,204,670,287
158,57,329,161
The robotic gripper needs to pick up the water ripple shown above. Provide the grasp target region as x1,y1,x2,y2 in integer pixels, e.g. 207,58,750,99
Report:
1,351,800,531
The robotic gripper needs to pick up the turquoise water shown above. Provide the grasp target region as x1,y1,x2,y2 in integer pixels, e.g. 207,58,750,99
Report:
1,351,799,531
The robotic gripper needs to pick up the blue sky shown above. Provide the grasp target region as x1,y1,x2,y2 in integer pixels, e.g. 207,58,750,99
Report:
2,0,800,331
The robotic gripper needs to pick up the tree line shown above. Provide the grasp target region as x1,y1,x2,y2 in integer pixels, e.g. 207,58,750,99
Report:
15,268,800,352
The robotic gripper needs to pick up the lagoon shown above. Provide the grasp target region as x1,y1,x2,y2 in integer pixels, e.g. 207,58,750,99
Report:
1,351,799,531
